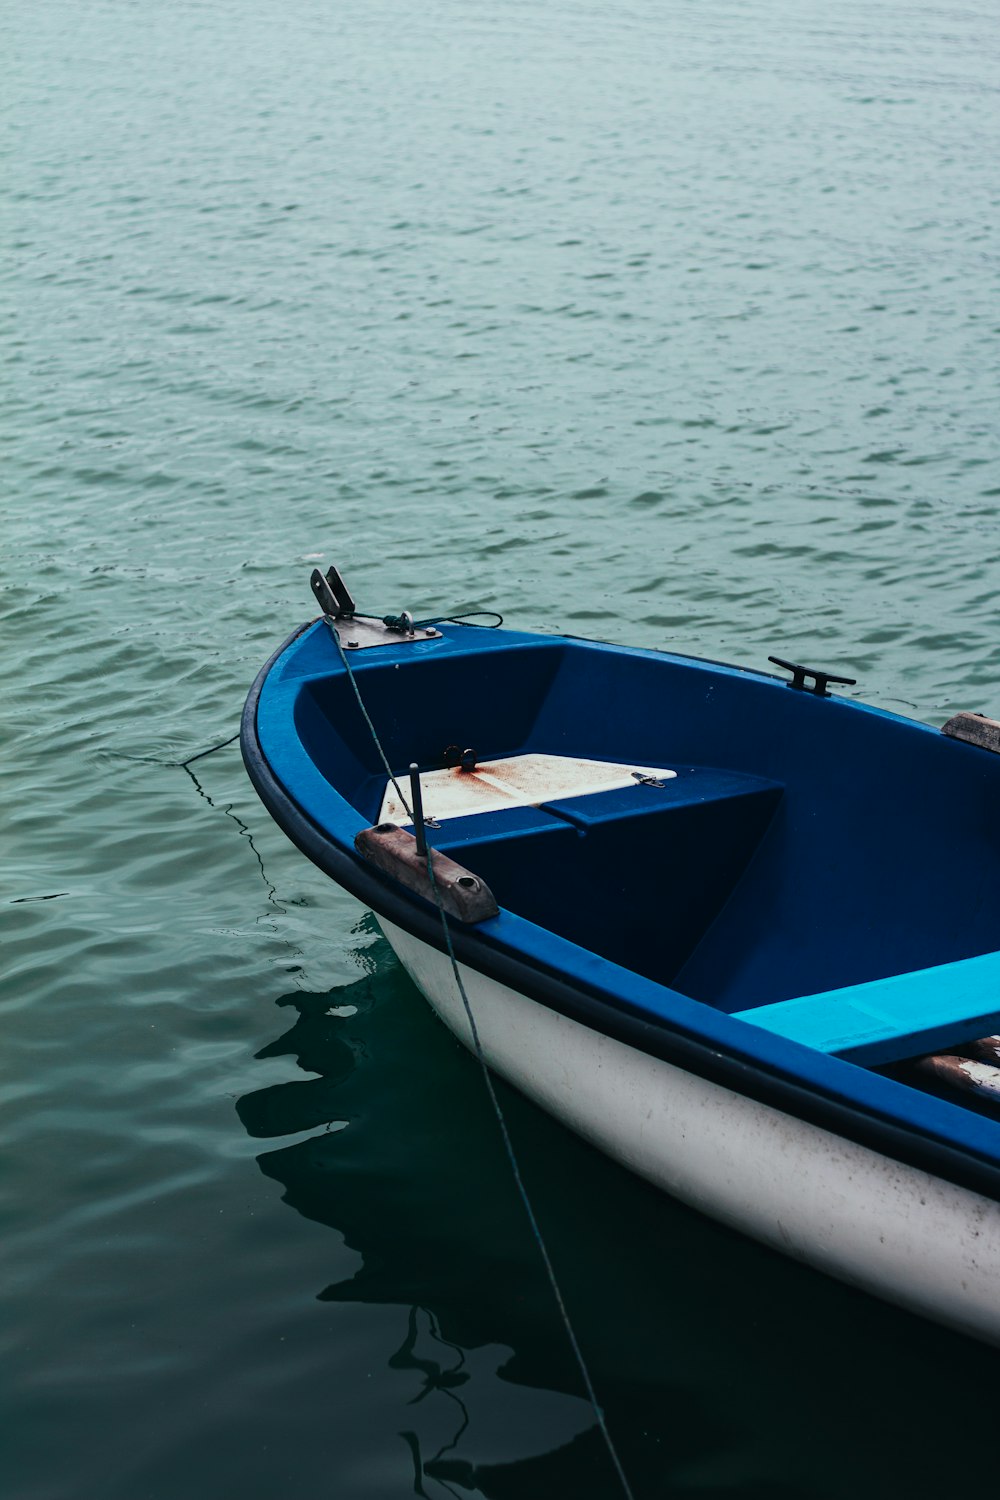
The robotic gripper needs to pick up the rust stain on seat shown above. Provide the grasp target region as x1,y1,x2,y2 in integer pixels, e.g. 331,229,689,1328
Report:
379,753,677,826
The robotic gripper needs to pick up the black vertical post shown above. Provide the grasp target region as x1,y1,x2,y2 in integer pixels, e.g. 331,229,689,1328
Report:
409,763,427,856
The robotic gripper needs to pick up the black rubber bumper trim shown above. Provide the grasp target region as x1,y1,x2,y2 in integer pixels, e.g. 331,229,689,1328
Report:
241,624,1000,1209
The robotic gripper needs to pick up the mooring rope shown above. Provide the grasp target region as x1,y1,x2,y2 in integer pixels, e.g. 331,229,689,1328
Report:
329,629,415,821
331,623,636,1500
111,610,632,1490
105,731,240,770
177,731,241,769
417,610,504,629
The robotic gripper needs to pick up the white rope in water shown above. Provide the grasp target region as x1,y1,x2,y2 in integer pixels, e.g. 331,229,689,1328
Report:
330,623,636,1500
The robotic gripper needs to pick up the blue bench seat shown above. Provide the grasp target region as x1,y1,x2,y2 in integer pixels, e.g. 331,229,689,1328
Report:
733,950,1000,1066
425,765,783,986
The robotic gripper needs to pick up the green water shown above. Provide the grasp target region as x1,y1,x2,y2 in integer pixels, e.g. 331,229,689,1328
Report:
4,2,1000,1495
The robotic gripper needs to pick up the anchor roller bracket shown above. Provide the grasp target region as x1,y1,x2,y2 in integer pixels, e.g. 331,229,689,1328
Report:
310,565,442,650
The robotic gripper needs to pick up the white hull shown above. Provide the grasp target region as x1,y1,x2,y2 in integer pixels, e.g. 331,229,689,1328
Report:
380,920,1000,1346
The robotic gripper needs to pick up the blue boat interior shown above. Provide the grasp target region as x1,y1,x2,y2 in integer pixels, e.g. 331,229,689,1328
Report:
269,622,1000,1072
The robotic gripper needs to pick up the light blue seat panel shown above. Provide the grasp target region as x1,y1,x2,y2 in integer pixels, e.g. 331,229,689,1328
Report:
733,950,1000,1066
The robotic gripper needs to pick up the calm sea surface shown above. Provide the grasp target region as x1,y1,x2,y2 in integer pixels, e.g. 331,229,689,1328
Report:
4,2,1000,1495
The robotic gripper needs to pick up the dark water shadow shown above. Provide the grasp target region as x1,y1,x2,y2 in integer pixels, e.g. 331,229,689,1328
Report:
238,924,1000,1499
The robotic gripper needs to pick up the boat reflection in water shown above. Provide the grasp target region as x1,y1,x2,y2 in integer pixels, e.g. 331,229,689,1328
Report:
237,923,1000,1499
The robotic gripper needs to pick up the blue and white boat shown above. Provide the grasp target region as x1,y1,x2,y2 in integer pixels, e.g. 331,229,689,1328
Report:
241,567,1000,1345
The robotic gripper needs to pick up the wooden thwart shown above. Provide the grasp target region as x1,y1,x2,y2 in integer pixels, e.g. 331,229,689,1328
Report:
916,1049,1000,1109
942,711,1000,755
